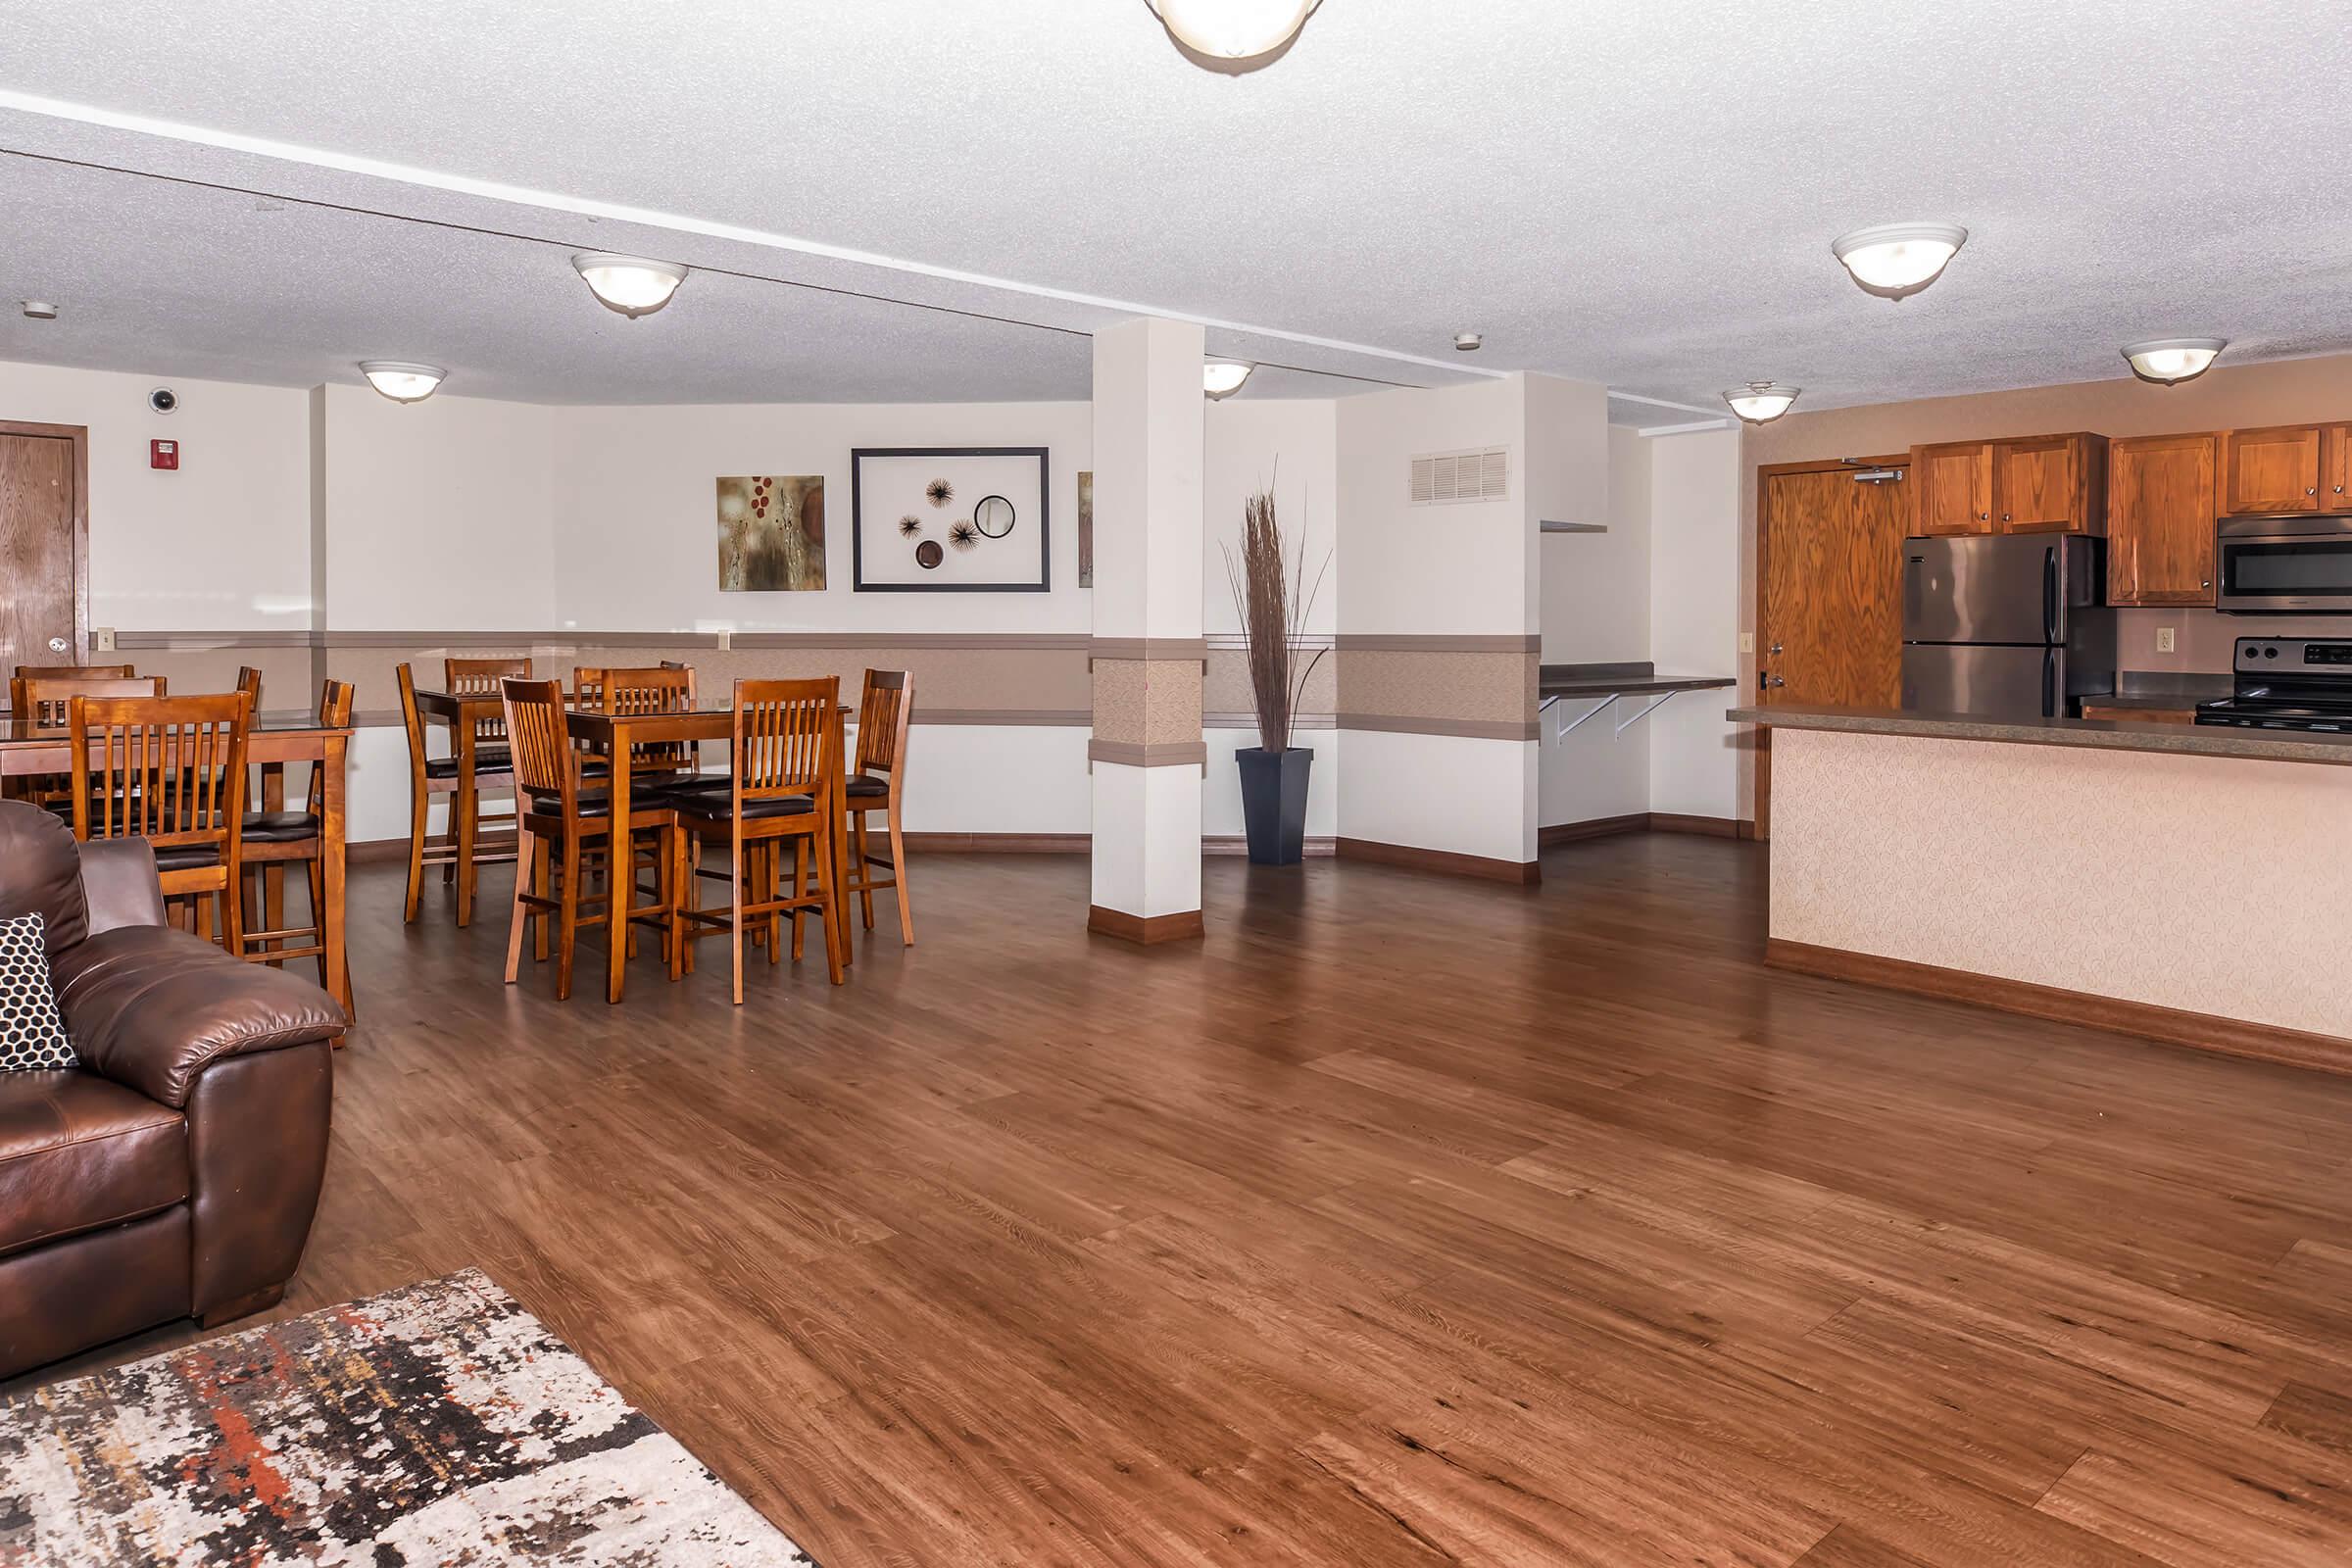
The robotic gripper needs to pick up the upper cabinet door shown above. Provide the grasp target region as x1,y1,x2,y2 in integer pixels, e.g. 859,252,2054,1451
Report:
1912,441,1993,535
2221,425,2324,514
2108,433,2217,607
2324,423,2352,514
1992,433,2107,533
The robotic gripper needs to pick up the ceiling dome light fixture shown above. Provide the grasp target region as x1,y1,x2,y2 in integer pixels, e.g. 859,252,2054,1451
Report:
1146,0,1322,72
1724,381,1800,424
358,361,446,404
2121,337,2228,385
1203,361,1254,400
1830,221,1969,299
571,253,689,318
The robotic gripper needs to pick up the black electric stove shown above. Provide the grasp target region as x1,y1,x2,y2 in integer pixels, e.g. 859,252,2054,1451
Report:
2196,638,2352,732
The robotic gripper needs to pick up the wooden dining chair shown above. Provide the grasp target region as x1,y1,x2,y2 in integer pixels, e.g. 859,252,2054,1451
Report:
669,677,846,1004
235,664,264,712
843,668,916,947
70,690,250,949
397,662,519,923
14,662,134,680
499,678,680,1002
442,658,529,922
237,679,354,1004
10,675,167,810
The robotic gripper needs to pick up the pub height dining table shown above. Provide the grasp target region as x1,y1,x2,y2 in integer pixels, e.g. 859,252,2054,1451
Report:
0,705,356,1019
409,685,858,1004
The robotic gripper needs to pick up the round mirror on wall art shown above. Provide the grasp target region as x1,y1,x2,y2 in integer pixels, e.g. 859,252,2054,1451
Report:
974,494,1015,538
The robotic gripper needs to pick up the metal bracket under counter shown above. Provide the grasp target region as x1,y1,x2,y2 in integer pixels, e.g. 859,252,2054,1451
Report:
1538,663,1738,745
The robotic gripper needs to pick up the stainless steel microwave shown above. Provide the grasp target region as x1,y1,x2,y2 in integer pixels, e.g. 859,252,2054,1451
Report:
2217,514,2352,613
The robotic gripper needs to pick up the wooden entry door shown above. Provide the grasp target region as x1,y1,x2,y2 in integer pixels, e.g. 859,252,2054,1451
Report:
1755,460,1909,837
0,422,88,669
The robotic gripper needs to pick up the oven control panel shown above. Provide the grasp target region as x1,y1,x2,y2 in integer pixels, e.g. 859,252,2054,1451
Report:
2236,639,2352,667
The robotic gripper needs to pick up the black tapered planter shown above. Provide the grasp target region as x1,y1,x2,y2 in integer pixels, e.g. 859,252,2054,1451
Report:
1236,746,1314,865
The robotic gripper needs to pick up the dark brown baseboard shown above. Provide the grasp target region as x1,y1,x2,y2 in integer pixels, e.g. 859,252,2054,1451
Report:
1540,812,1754,847
1765,938,2352,1077
1335,837,1540,885
901,832,1088,854
1201,835,1336,857
1088,906,1205,945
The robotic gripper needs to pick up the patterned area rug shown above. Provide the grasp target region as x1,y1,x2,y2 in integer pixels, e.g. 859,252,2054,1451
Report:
0,1269,818,1566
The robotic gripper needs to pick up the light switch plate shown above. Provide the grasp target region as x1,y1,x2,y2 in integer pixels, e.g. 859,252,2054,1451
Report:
94,626,117,653
1738,631,1756,655
2156,626,2177,655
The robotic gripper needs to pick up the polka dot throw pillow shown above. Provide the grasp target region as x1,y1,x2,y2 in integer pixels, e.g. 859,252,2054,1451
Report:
0,912,74,1070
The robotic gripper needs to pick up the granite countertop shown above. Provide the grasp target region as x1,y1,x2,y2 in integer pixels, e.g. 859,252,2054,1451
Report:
1541,662,1738,698
1728,704,2352,767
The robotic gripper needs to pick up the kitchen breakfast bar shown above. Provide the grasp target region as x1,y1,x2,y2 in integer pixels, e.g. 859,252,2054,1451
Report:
1735,705,2352,1071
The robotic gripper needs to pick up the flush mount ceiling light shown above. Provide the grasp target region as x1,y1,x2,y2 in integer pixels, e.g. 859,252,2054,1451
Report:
1453,331,1484,352
1724,381,1800,424
21,300,58,320
2122,337,2228,385
571,253,688,318
1203,361,1254,400
1146,0,1322,72
1830,221,1969,299
358,361,446,404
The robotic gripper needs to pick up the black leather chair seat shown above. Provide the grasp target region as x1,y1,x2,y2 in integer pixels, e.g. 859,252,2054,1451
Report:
0,1072,187,1258
671,791,814,822
845,773,888,799
423,747,513,779
150,843,226,872
240,809,319,844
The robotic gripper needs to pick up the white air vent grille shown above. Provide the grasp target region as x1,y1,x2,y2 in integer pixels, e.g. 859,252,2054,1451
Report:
1410,446,1510,505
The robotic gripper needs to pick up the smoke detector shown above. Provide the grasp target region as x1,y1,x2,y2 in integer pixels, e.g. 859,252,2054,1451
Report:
21,301,58,320
1453,332,1484,353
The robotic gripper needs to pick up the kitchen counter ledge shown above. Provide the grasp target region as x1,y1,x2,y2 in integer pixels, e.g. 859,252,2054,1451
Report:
1730,704,2352,766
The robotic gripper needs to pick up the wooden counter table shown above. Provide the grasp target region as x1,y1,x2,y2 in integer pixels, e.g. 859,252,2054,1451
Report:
0,708,355,1019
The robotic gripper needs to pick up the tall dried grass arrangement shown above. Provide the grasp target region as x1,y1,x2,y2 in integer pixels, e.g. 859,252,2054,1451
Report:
1222,479,1331,754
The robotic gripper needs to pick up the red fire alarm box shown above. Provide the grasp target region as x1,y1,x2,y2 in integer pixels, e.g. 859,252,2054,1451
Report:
150,439,178,470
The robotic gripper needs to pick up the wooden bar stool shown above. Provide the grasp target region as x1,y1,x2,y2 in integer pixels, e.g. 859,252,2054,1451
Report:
443,657,530,926
669,677,846,1004
499,678,681,1002
70,690,249,948
397,662,519,923
237,679,355,1005
843,668,916,947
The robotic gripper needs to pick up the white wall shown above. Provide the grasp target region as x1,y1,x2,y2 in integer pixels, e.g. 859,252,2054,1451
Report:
1646,428,1743,820
322,384,559,630
1203,399,1338,638
1539,424,1653,827
551,401,1092,633
0,360,312,631
1536,423,1743,829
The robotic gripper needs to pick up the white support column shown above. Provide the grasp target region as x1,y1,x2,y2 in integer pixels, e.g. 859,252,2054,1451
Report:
1088,318,1206,942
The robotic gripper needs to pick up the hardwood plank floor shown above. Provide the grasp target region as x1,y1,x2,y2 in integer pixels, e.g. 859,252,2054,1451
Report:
16,834,2352,1565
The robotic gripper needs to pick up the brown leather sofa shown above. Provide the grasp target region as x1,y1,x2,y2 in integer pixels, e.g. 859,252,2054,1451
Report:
0,800,345,1381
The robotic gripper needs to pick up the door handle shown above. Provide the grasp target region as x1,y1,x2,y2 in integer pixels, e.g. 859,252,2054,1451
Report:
1758,673,1785,692
2041,646,2058,718
46,637,68,654
2042,547,2060,643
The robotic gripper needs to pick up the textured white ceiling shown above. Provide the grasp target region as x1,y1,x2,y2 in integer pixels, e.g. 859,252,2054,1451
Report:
4,0,2350,410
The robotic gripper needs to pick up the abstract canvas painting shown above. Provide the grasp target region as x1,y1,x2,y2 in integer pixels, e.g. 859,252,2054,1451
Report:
716,475,826,592
1077,469,1094,588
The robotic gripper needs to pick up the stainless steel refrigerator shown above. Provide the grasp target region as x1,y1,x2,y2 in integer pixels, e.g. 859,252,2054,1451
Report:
1900,535,2116,718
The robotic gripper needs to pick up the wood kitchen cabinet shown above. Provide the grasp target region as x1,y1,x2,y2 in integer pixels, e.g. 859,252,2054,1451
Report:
1908,433,2106,536
2220,424,2326,514
2326,423,2352,510
1912,441,1994,534
2108,432,2218,606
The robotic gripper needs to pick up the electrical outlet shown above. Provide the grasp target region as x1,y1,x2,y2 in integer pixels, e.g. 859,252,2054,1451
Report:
714,628,733,652
2156,626,2177,655
94,626,117,653
1738,631,1756,655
